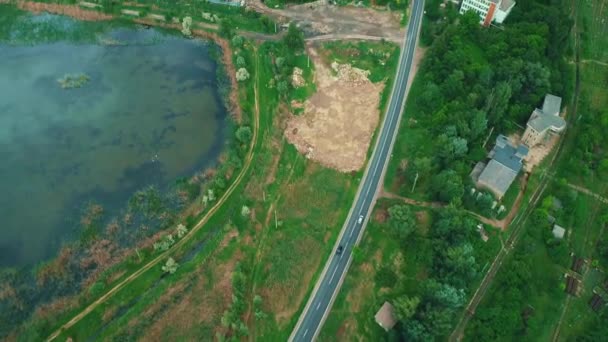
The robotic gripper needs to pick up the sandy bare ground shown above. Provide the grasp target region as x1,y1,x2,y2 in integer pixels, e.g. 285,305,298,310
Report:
285,46,384,172
248,0,404,42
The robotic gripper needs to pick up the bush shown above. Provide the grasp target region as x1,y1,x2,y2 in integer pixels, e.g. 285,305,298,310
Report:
375,267,398,288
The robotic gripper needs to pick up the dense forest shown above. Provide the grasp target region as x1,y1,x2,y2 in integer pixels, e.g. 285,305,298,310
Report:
402,0,573,207
384,205,490,341
387,0,574,340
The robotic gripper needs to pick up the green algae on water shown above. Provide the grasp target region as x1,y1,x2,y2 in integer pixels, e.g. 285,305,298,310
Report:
57,73,90,89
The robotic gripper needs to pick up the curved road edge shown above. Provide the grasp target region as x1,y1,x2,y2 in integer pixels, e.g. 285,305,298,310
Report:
288,1,425,341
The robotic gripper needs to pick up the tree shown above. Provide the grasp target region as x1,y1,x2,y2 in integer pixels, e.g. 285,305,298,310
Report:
387,204,416,240
231,35,244,48
407,157,432,183
219,19,233,38
283,23,304,51
236,68,250,82
424,280,465,309
277,80,288,94
162,257,179,274
431,170,464,204
176,224,188,239
181,17,192,36
235,126,252,144
236,56,246,67
393,295,420,320
441,243,477,286
241,205,251,217
403,319,432,342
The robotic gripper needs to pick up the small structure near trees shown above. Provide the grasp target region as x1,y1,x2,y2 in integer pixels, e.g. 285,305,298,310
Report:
552,224,566,239
374,301,398,331
565,275,579,296
471,134,528,199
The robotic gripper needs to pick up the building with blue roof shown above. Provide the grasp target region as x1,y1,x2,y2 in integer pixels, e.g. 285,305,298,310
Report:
471,134,528,199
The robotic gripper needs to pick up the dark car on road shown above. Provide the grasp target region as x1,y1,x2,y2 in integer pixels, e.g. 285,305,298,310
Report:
336,245,344,254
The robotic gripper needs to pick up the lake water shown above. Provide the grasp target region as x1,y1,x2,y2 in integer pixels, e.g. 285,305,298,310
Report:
0,23,228,267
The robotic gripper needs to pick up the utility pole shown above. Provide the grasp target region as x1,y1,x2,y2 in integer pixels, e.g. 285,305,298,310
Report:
482,126,494,148
274,209,278,229
411,172,419,192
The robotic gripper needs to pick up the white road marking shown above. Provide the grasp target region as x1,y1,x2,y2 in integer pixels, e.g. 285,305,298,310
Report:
329,266,339,283
303,328,309,338
316,302,321,311
349,228,354,238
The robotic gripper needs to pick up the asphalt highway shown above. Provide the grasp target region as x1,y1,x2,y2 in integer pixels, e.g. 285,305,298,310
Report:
289,1,425,340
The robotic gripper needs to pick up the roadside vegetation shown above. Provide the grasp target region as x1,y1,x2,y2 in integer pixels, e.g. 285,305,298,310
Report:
317,0,579,340
386,1,573,212
320,200,501,340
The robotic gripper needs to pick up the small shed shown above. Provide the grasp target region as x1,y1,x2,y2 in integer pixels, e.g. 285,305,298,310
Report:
589,293,605,312
552,224,566,239
375,302,398,331
572,257,585,274
565,275,579,296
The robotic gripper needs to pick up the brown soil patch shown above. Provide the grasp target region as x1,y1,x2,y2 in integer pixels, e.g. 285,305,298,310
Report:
345,263,374,313
524,133,561,172
374,207,388,223
16,1,113,21
335,317,358,341
285,46,384,172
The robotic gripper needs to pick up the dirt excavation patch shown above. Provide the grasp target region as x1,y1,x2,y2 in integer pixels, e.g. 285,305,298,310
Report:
285,47,384,172
14,1,113,21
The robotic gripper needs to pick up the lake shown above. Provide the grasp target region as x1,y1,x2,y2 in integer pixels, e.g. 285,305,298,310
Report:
0,18,228,267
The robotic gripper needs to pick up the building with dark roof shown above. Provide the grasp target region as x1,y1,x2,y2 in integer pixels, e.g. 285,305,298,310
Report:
589,293,605,312
572,256,585,274
522,94,566,147
565,276,579,295
471,135,527,199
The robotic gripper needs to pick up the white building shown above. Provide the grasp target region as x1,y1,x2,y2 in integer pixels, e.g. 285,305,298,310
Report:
459,0,516,26
521,94,566,147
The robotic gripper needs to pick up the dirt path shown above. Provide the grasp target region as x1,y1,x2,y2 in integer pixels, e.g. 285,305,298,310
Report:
581,59,608,66
45,38,262,342
379,172,528,231
247,0,404,42
566,183,608,204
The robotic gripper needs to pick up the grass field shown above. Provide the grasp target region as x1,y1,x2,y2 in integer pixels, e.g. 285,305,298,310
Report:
319,200,430,341
555,0,608,188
